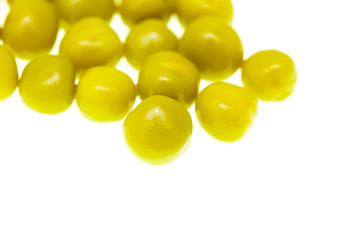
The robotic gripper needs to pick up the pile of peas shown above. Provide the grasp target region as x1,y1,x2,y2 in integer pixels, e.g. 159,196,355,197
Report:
0,0,297,165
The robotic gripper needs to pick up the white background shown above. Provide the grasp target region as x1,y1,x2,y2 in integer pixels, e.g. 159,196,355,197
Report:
1,0,360,239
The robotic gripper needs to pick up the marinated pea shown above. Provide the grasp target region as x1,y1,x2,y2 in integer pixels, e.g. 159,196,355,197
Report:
2,0,59,59
195,82,258,142
18,55,75,114
138,51,200,107
241,50,297,101
76,66,137,122
60,17,123,70
124,19,177,69
123,95,193,165
179,17,243,81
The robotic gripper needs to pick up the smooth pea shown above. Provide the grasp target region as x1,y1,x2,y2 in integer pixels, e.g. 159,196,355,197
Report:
138,51,200,107
123,95,193,165
124,19,178,69
76,66,137,122
2,0,59,59
242,50,297,101
19,55,76,114
195,82,258,142
60,17,123,71
179,17,243,81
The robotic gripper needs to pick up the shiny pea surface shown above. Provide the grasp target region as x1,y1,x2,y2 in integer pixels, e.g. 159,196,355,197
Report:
123,95,193,165
76,66,137,122
2,0,59,59
124,19,178,69
179,17,243,81
18,55,76,114
196,82,258,142
242,50,297,101
138,51,200,107
60,17,123,70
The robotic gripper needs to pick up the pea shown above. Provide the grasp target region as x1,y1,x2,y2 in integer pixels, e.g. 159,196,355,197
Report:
138,51,200,107
242,50,297,101
59,17,123,71
2,0,59,59
176,0,233,25
195,82,258,142
119,0,175,26
179,17,243,81
54,0,115,23
123,95,193,165
18,55,76,114
76,66,137,122
124,19,178,69
0,45,18,101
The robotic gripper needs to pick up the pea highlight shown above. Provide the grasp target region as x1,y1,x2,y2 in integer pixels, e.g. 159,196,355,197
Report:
2,0,59,59
241,50,297,101
76,66,137,122
0,45,18,101
60,17,123,70
124,19,178,69
179,17,243,81
19,55,76,114
195,82,258,142
123,95,193,165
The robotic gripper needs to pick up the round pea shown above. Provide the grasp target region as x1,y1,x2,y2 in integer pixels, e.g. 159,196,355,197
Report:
2,0,59,59
179,17,243,81
138,51,200,107
195,82,258,142
123,95,193,165
119,0,175,26
54,0,114,23
241,50,297,101
0,45,18,101
176,0,233,25
124,19,178,69
19,55,76,114
60,17,123,70
76,66,137,122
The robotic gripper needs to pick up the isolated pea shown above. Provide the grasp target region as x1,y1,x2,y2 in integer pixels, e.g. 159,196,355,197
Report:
2,0,59,59
138,51,200,107
76,66,137,122
124,19,178,69
242,50,297,101
0,45,18,101
123,95,193,165
60,17,123,71
195,82,258,142
18,55,76,114
179,17,243,81
54,0,114,23
176,0,233,25
119,0,175,26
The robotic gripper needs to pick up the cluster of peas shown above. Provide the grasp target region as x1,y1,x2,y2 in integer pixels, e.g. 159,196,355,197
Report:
0,0,297,165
